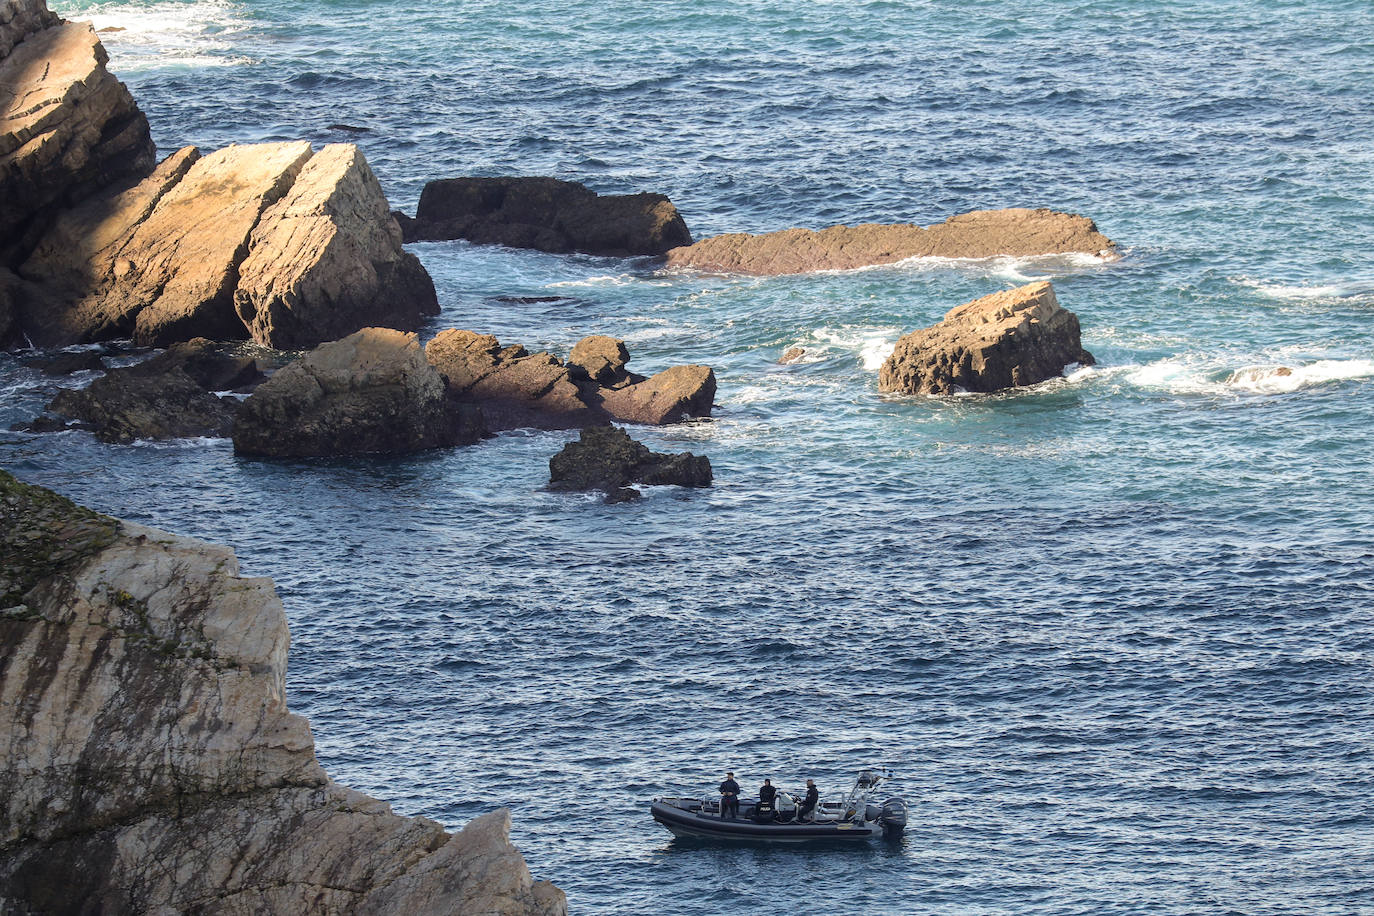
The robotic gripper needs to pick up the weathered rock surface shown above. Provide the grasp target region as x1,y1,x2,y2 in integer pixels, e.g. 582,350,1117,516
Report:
16,140,436,350
0,2,154,257
46,364,239,442
597,364,717,425
878,280,1095,395
404,176,692,256
131,336,265,392
427,329,715,430
665,207,1116,275
549,425,712,502
233,327,483,457
0,265,22,344
0,469,565,915
234,143,438,350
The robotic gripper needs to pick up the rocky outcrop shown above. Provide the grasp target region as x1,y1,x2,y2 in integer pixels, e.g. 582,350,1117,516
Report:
403,176,692,256
0,0,155,261
233,327,484,457
14,141,436,349
426,329,716,430
0,469,565,915
233,144,438,350
45,365,239,442
548,425,712,502
665,207,1116,275
878,280,1094,395
20,338,261,439
597,364,717,425
0,265,21,345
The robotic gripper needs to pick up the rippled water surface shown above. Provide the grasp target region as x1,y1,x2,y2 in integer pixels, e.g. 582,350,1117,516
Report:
6,2,1374,913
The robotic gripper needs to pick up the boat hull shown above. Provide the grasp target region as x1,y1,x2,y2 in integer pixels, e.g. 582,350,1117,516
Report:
650,800,880,842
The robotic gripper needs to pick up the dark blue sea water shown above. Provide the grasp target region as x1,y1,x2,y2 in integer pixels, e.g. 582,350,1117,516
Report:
5,1,1374,912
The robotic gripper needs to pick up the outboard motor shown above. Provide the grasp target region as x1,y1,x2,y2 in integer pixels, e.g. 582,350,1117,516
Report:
878,797,908,839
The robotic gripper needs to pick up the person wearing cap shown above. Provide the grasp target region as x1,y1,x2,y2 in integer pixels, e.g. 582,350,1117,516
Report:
798,779,819,822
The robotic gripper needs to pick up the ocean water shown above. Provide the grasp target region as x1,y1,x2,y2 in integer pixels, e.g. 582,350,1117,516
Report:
5,1,1374,913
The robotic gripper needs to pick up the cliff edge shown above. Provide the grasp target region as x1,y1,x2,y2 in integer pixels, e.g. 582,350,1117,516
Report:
0,469,565,915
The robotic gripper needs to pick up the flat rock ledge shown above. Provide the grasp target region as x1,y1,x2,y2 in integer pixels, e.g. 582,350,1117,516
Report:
427,329,716,431
0,469,565,915
878,280,1095,395
400,176,692,257
665,207,1116,275
549,425,712,503
233,327,483,458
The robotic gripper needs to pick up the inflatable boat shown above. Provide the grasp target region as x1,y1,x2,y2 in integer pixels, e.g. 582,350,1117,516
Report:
651,769,907,842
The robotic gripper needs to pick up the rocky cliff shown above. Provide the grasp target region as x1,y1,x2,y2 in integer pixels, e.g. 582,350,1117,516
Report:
0,469,565,915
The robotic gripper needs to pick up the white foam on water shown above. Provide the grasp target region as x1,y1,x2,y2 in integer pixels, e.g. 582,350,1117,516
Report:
809,325,899,371
1225,359,1374,393
1235,277,1374,302
885,249,1118,279
546,273,666,289
55,0,256,69
1122,356,1374,396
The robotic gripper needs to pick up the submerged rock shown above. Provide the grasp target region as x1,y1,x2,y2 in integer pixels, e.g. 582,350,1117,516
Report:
878,280,1094,395
0,1,155,259
0,469,565,915
780,346,806,364
404,176,692,256
233,327,483,457
665,207,1116,275
548,425,712,502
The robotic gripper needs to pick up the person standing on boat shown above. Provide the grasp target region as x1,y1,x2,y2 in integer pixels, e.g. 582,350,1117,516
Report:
798,779,819,822
719,772,740,819
758,779,777,807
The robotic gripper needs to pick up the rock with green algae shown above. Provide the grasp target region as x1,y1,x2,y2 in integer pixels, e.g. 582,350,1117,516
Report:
0,470,566,916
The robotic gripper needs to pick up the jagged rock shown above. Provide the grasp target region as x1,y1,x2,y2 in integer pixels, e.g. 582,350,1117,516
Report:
0,265,21,345
549,425,712,502
233,327,483,457
426,329,715,430
665,207,1116,275
233,143,438,349
0,469,565,915
46,365,238,443
780,347,806,364
568,334,630,385
598,364,716,425
1,0,59,59
404,176,692,256
130,336,264,392
877,280,1094,395
16,145,200,344
0,3,154,259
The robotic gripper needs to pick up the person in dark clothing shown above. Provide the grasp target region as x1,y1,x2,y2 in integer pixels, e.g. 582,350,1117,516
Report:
755,779,778,822
758,779,777,806
719,772,740,819
798,778,819,822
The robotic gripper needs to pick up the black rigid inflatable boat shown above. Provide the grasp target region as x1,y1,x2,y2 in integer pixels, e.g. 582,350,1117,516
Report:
651,770,907,843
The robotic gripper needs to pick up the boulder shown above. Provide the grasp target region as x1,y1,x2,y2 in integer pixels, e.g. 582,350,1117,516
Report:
548,425,712,502
598,364,716,425
233,327,483,457
780,346,806,364
233,143,438,349
425,328,598,431
877,280,1094,395
0,470,565,914
665,207,1116,275
22,348,103,374
0,5,154,260
426,329,715,430
46,365,238,443
568,334,630,384
405,176,692,256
